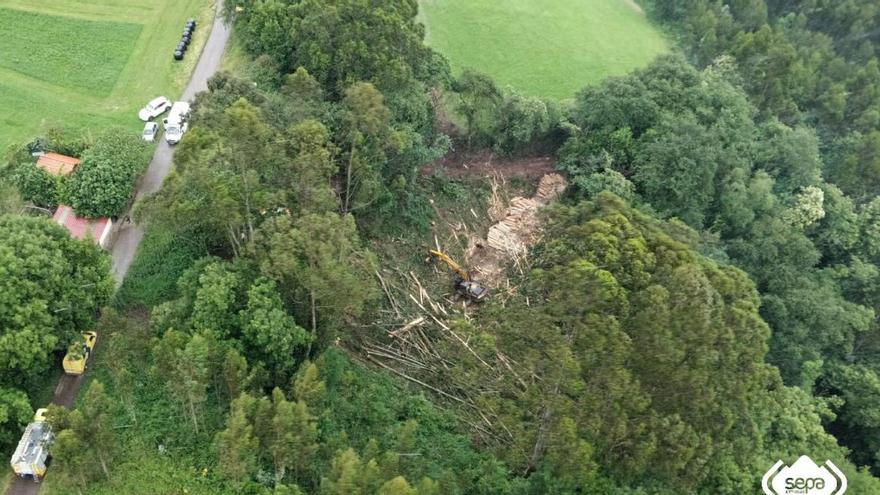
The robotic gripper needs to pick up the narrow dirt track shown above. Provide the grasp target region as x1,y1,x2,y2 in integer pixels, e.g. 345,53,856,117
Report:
6,3,231,494
421,150,556,180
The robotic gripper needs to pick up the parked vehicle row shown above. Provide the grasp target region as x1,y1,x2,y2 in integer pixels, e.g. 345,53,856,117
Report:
137,96,190,144
10,332,97,482
173,19,197,61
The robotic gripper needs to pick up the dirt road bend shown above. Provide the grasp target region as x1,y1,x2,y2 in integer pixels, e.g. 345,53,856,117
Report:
7,3,231,494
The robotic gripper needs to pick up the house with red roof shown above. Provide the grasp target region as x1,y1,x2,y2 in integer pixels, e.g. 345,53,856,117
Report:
52,205,113,249
36,152,80,177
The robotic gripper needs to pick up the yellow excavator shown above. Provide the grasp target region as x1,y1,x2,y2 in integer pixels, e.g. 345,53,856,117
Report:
428,250,489,301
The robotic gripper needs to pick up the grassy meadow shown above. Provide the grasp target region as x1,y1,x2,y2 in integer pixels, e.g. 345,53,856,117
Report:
418,0,669,99
0,0,214,151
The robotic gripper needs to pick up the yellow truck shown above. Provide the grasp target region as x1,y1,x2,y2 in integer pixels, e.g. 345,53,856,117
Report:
10,408,52,482
62,331,97,375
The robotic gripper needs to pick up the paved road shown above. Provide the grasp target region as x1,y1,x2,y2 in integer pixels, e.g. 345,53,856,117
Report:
7,4,230,495
111,4,231,284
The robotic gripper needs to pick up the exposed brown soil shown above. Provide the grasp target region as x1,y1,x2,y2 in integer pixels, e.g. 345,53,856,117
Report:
421,150,556,180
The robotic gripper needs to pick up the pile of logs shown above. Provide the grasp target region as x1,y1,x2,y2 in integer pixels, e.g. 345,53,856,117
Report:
356,174,569,448
486,173,567,254
470,173,568,286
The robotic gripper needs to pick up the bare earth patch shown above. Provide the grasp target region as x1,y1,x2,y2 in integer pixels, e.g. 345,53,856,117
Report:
421,150,556,180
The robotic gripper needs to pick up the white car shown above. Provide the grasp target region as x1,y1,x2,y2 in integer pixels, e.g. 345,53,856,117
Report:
138,96,172,121
142,122,159,142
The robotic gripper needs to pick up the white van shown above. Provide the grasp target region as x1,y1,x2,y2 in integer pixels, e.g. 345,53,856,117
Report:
163,101,191,144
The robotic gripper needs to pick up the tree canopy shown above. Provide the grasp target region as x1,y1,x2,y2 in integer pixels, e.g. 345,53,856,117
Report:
458,194,880,493
65,128,152,218
0,215,112,379
0,215,111,449
28,0,880,492
553,0,880,479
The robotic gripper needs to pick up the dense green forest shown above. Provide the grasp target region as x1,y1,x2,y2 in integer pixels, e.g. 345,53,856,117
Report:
3,0,880,493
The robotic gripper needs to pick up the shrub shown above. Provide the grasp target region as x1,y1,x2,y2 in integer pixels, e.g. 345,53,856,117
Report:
114,225,203,308
65,128,151,218
11,163,60,208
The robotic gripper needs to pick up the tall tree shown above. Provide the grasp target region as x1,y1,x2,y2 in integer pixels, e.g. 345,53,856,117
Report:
286,119,338,214
340,82,392,214
0,215,111,385
65,128,152,218
492,89,554,155
0,388,32,449
452,69,502,147
216,393,260,483
139,99,283,256
237,0,447,96
9,162,59,209
252,213,378,347
240,277,312,383
157,332,212,433
46,381,118,483
269,387,318,484
78,381,116,477
48,429,89,490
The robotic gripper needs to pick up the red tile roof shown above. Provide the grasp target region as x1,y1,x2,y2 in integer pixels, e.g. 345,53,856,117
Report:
52,205,112,248
37,153,80,176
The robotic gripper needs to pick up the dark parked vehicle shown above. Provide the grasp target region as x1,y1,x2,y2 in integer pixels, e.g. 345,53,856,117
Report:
173,20,194,60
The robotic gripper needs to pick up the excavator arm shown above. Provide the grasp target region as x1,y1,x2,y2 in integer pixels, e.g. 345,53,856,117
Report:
428,249,489,301
429,250,471,281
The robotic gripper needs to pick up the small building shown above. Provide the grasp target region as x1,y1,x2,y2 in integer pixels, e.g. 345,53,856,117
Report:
36,152,80,176
52,205,113,248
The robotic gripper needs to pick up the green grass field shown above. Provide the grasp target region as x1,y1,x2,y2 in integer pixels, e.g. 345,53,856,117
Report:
0,0,214,151
418,0,669,99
